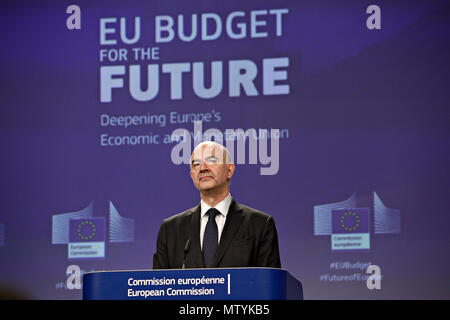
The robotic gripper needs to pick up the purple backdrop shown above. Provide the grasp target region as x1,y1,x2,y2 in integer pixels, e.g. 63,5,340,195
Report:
0,0,449,299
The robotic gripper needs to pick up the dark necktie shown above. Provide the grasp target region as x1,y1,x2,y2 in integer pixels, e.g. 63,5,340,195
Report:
202,208,220,268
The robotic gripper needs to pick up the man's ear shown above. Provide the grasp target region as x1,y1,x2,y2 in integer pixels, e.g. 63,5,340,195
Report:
227,163,235,180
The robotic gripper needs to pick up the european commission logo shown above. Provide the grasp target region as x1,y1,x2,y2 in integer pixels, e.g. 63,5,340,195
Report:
68,218,105,259
51,201,135,260
314,192,401,252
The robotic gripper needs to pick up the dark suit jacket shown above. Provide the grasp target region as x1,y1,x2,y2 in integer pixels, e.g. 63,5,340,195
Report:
153,198,281,269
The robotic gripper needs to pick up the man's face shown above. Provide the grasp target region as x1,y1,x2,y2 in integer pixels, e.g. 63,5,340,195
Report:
190,144,235,194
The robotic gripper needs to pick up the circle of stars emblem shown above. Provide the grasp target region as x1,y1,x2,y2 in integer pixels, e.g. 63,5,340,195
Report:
340,211,360,232
77,220,96,240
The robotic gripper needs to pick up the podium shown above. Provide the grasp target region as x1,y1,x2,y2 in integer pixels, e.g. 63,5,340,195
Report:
83,268,303,300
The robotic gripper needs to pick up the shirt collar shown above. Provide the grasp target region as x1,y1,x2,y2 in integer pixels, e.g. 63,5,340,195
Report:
200,193,232,218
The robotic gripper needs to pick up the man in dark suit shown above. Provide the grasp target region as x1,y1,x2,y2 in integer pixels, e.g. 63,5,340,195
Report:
153,141,281,269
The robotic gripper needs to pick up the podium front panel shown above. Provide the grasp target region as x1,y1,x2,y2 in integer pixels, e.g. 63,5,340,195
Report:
83,268,303,300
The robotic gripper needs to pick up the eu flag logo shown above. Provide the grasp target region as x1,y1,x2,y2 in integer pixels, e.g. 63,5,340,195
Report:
69,218,105,242
332,209,369,234
331,209,370,251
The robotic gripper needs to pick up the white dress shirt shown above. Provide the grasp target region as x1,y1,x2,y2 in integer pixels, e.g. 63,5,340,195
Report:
200,193,232,250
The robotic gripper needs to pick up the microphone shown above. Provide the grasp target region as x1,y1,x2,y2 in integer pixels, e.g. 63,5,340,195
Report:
182,239,191,269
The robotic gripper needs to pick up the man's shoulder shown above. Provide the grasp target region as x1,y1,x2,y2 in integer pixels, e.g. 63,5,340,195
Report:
163,205,199,225
235,201,274,221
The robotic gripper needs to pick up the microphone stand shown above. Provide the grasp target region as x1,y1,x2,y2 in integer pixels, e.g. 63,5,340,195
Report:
182,239,191,269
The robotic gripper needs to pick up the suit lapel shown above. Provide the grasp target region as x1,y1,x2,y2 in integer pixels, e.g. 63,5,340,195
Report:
188,204,204,268
213,198,244,267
